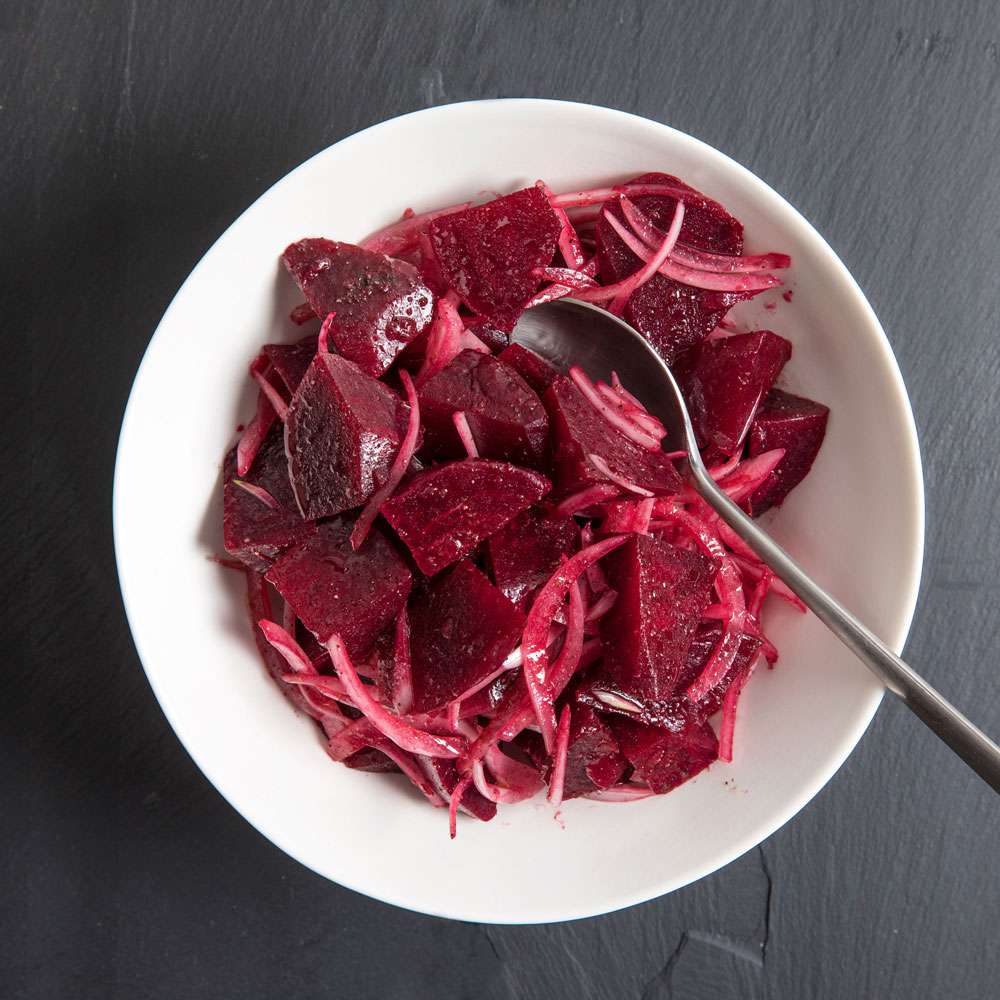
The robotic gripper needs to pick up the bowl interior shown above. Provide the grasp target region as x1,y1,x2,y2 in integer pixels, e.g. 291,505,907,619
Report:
114,100,923,923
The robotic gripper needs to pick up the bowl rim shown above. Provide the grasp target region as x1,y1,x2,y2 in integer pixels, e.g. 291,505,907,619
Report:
114,97,925,923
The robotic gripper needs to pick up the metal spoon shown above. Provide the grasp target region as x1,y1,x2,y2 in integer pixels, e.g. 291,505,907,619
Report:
513,298,1000,793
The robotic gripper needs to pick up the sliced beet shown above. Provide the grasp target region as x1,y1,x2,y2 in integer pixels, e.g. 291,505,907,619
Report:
497,342,561,394
682,330,792,455
343,746,401,773
595,173,749,365
223,425,313,570
465,317,511,353
609,715,719,793
557,703,628,799
285,352,412,519
417,349,549,466
281,239,433,376
265,520,411,657
746,388,829,515
381,459,551,576
543,375,681,495
261,335,317,394
427,187,560,327
488,509,579,610
407,561,525,713
425,758,497,822
599,536,716,707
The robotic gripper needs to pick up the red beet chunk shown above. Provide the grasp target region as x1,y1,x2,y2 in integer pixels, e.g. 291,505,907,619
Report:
559,703,628,799
497,342,561,394
609,715,718,793
285,352,412,519
747,389,830,515
427,187,560,327
262,335,316,394
544,375,682,495
417,349,550,466
488,509,579,610
595,173,749,365
343,746,401,773
265,520,411,657
426,758,497,822
407,561,525,713
381,459,551,576
682,330,792,455
599,536,716,707
223,425,312,570
281,239,433,376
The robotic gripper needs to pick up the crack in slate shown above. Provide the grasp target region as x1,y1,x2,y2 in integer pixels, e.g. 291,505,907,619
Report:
640,932,689,999
688,930,764,969
758,844,774,963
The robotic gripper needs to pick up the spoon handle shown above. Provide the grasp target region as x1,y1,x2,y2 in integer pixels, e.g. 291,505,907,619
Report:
694,469,1000,794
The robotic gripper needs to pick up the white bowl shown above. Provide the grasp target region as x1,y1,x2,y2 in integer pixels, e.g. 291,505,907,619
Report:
114,99,924,924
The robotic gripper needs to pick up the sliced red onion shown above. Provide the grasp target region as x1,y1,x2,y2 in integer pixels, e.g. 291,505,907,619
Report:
324,634,464,758
452,410,479,458
547,705,572,807
574,201,684,304
549,182,693,209
524,282,575,310
236,390,277,476
350,369,421,550
553,483,621,517
584,783,655,802
521,541,626,750
620,197,791,274
250,364,289,422
416,290,464,386
391,608,414,714
534,266,597,289
569,366,661,449
603,212,781,293
458,328,490,354
537,181,587,269
717,449,786,503
449,774,474,838
584,588,618,622
587,453,655,497
232,479,280,510
359,200,472,257
317,311,336,354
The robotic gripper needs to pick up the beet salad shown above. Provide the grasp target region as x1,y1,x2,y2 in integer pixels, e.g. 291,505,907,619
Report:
221,174,829,835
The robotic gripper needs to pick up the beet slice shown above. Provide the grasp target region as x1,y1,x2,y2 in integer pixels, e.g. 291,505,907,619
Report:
381,459,551,576
285,352,412,520
497,342,561,394
223,425,313,570
281,239,433,376
543,375,681,495
682,330,792,455
265,520,412,657
425,758,497,822
261,335,317,394
427,187,560,327
488,508,579,610
609,715,719,793
407,561,525,713
557,703,628,799
595,173,750,365
417,349,549,466
343,746,401,773
599,536,716,708
746,388,829,515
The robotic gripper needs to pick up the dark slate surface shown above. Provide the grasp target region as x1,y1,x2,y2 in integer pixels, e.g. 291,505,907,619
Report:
5,1,999,997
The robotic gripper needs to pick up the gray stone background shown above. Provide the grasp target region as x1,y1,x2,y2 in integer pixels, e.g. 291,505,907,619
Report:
5,1,999,997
